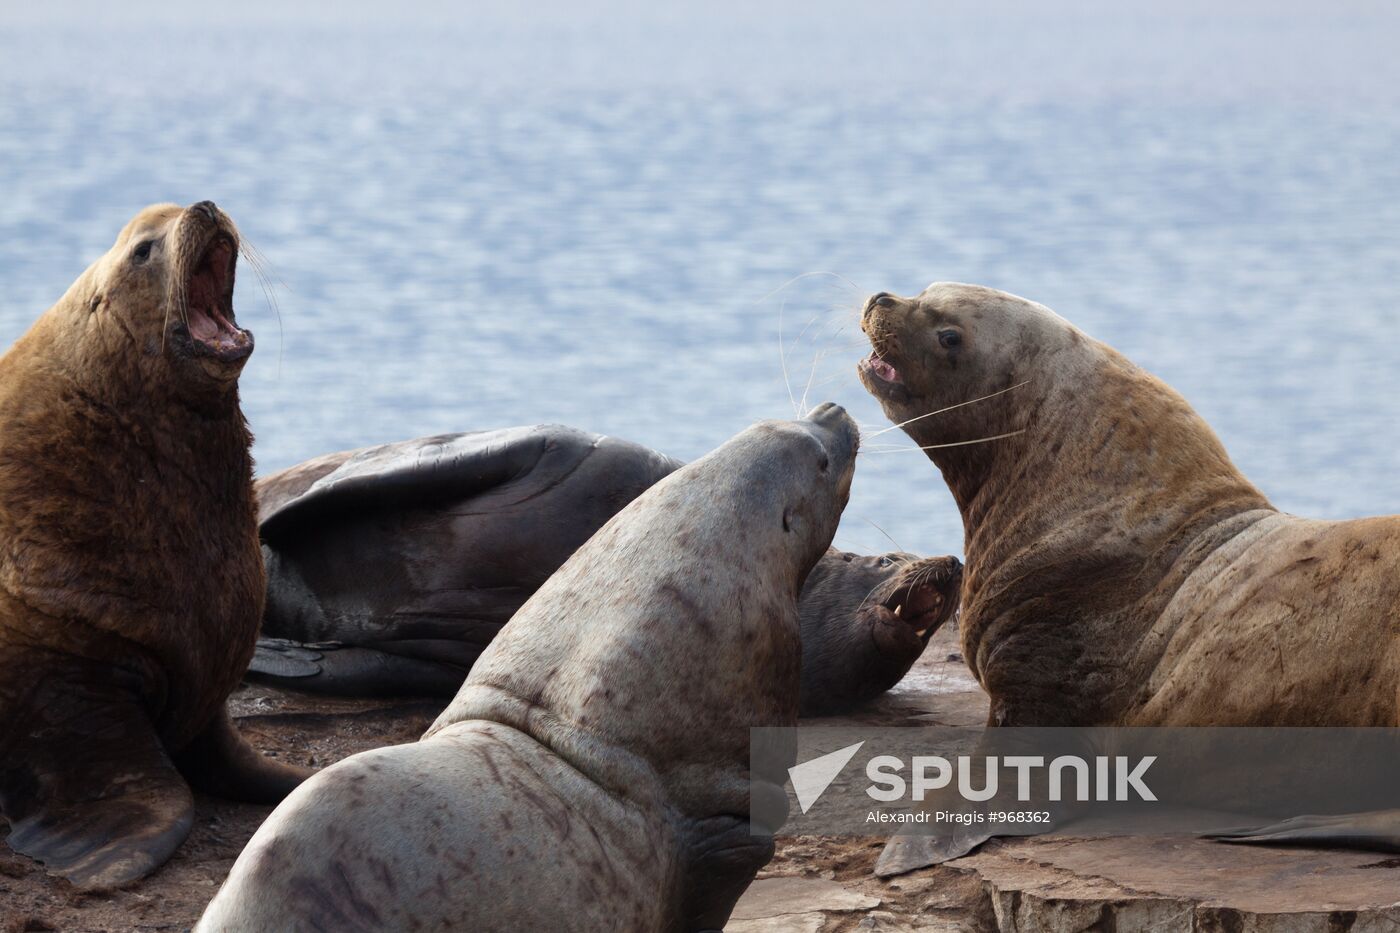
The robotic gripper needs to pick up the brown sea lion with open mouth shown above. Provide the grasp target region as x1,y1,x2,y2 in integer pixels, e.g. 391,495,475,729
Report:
859,282,1400,873
247,427,961,716
0,202,310,891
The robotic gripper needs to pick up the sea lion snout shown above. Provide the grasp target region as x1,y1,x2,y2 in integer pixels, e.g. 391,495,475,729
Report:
872,554,962,646
858,294,917,403
801,402,859,474
797,551,963,715
861,291,901,322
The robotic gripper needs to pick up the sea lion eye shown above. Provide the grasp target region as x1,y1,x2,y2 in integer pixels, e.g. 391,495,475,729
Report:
879,556,895,567
938,330,962,350
132,240,155,264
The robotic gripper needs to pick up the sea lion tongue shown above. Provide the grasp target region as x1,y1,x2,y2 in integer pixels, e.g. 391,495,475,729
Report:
867,353,902,384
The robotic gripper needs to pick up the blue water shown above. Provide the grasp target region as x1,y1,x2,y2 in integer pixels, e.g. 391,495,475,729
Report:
4,3,1400,557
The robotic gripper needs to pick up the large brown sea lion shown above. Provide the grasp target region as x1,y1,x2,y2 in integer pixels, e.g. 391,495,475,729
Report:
0,202,310,890
196,404,859,932
247,427,962,716
858,282,1400,872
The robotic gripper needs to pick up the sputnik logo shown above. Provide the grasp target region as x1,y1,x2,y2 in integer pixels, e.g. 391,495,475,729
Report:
787,742,865,814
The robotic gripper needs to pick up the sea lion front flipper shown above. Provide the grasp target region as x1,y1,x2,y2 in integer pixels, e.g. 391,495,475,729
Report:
681,816,777,930
1205,810,1400,853
173,709,312,804
873,824,996,877
0,677,194,891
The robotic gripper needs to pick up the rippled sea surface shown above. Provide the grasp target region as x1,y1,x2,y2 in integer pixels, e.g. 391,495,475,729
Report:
3,3,1400,556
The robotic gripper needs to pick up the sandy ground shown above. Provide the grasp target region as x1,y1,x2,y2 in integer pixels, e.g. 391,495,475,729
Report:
0,631,991,932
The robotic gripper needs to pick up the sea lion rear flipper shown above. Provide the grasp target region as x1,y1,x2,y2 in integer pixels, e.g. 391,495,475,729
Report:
257,426,597,539
1,680,194,891
1205,810,1400,853
246,637,466,697
174,709,312,804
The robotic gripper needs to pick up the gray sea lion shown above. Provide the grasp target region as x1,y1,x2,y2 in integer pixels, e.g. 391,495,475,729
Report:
0,202,310,891
197,404,859,931
248,427,961,715
858,282,1400,874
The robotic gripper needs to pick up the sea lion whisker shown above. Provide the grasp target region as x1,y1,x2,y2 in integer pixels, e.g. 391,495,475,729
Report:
752,270,864,307
861,429,1027,454
798,347,833,413
758,272,867,415
863,517,904,553
853,579,892,616
800,371,861,395
239,239,285,378
863,381,1031,438
778,295,800,415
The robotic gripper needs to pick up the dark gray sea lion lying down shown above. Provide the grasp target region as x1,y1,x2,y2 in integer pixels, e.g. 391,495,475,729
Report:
249,425,961,716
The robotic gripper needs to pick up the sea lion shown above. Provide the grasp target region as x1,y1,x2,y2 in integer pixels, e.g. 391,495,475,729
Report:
796,550,962,715
858,282,1400,872
196,404,859,932
0,202,309,891
247,426,961,715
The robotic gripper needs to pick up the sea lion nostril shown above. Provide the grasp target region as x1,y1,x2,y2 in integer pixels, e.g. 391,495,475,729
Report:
192,200,218,220
806,401,843,423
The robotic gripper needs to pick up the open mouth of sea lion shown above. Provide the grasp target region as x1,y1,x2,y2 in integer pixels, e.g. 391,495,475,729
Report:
873,558,961,646
861,351,903,385
858,349,913,405
181,235,251,362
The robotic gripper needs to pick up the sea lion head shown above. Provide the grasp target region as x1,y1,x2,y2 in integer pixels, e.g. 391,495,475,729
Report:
732,401,862,592
856,282,1085,451
798,551,962,715
74,200,253,391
